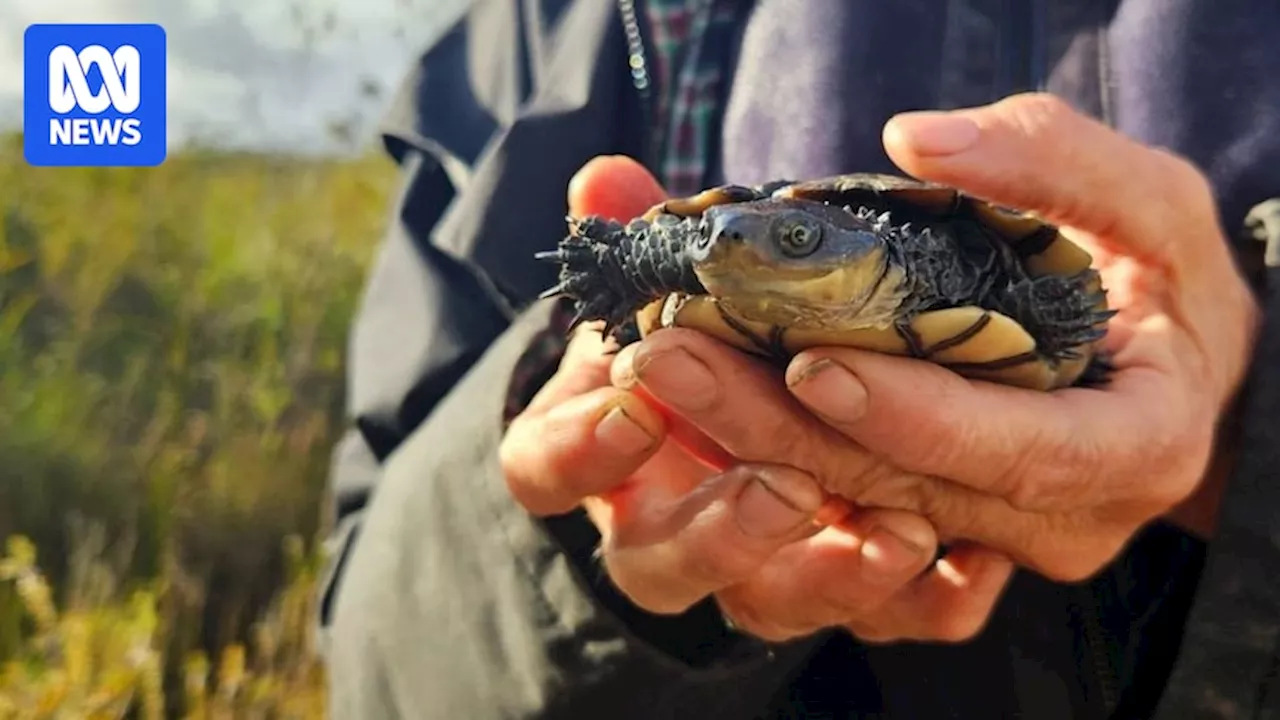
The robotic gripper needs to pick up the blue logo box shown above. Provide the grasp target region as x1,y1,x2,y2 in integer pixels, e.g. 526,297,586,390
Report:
24,23,167,167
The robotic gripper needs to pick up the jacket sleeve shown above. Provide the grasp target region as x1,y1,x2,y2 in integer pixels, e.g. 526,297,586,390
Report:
317,3,821,716
323,289,820,718
316,145,512,631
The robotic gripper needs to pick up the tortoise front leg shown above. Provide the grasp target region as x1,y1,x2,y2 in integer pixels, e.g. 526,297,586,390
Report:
1073,353,1116,388
601,317,643,355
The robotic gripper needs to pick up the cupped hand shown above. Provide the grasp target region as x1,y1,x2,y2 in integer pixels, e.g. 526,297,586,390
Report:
499,156,1014,644
626,93,1259,584
785,93,1260,578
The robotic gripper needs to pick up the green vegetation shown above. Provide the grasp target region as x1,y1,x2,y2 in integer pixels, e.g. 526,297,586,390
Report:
0,132,398,716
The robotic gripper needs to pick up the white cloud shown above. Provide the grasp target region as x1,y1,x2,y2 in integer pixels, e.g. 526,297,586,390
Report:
0,0,471,155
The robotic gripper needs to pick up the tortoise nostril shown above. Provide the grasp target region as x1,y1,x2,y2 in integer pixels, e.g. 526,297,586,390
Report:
704,212,749,248
710,222,743,243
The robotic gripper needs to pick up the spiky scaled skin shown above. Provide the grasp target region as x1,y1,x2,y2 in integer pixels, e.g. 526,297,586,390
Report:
867,205,1112,363
536,214,708,337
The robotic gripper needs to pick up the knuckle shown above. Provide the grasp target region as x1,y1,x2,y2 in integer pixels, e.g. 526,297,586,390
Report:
735,414,813,467
999,92,1077,140
1041,557,1098,584
820,593,895,631
1039,535,1121,584
498,415,531,468
677,544,747,591
531,459,585,513
814,580,875,621
604,554,699,616
854,470,930,514
502,475,549,515
741,624,796,643
911,478,977,538
860,475,964,544
624,587,696,616
844,620,900,645
995,465,1041,514
734,616,796,642
822,451,891,505
994,450,1041,512
499,424,560,515
1156,149,1215,211
498,428,524,481
931,611,990,644
909,479,948,525
924,587,1003,642
718,597,801,642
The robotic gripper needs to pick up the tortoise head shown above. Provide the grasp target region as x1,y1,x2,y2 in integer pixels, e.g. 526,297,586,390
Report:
688,198,909,329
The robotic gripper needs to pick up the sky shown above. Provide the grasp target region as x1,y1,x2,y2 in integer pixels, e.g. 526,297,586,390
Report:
0,0,471,156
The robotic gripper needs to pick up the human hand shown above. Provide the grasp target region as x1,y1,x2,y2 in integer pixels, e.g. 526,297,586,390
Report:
499,156,1014,643
771,93,1257,580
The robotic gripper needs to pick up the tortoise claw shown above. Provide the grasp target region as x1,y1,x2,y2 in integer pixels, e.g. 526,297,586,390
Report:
1073,353,1116,388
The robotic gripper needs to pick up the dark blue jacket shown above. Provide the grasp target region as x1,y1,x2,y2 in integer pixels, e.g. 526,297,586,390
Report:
320,1,1280,717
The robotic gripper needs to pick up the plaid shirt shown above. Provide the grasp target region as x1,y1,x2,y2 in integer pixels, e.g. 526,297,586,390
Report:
646,0,741,197
504,0,741,421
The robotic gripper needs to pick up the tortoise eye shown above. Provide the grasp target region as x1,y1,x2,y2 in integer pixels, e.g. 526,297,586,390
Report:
777,218,822,257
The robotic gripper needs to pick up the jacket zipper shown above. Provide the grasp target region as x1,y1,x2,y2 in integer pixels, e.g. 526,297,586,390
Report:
1005,2,1117,715
617,0,663,172
1080,585,1119,716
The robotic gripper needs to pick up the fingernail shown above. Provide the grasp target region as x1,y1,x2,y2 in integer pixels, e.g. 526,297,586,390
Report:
736,467,823,539
861,526,929,578
633,347,718,411
595,405,657,455
887,111,980,156
611,344,641,389
787,359,868,424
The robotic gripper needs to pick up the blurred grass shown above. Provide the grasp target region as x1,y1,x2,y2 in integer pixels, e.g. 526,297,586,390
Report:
0,132,398,716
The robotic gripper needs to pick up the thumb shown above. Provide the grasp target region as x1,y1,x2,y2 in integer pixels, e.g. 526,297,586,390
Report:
568,155,668,221
783,344,1073,498
881,92,1215,268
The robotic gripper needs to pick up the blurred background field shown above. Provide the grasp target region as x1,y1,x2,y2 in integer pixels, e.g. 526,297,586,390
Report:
0,2,477,715
0,133,397,716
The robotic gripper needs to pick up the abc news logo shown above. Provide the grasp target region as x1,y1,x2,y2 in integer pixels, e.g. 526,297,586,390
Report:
24,24,167,167
48,44,143,147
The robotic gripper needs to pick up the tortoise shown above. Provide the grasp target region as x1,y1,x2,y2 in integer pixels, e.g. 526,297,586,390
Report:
536,173,1117,391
